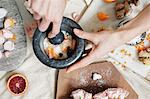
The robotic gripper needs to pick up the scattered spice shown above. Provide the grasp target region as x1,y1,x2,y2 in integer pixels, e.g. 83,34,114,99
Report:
113,61,116,64
124,61,127,65
111,50,114,53
97,25,107,32
120,49,131,56
121,64,126,69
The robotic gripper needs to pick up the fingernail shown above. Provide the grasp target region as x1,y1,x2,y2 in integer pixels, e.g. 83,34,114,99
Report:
65,68,67,71
74,29,78,32
74,29,81,34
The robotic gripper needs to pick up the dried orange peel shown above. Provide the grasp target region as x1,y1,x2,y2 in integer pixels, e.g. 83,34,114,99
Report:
97,12,109,21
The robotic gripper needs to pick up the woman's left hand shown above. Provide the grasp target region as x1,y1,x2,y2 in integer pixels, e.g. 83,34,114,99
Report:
67,29,124,73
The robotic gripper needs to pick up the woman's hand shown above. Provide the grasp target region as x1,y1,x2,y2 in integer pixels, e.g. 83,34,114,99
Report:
27,0,67,37
66,4,150,73
67,29,124,73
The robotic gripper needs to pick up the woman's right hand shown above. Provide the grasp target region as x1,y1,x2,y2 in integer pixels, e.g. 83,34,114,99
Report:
26,0,67,37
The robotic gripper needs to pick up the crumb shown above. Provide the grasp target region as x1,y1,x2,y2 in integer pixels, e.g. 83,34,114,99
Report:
120,49,126,53
124,61,127,64
128,53,131,56
121,64,126,68
113,61,116,64
97,25,107,32
118,62,121,64
92,72,102,81
120,49,132,56
111,50,114,53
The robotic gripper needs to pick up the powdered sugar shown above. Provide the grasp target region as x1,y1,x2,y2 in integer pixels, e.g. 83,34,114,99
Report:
79,71,89,86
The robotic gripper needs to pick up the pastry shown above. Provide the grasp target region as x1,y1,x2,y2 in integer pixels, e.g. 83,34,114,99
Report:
71,89,92,99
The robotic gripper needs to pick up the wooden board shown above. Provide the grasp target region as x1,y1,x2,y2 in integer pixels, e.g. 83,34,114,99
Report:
56,62,138,99
0,0,27,71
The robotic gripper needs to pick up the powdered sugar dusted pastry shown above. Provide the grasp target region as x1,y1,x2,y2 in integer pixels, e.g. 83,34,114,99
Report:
4,41,15,51
2,29,14,39
93,92,108,99
71,89,92,99
4,18,16,29
43,30,76,59
93,88,129,99
4,51,12,57
0,7,17,59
